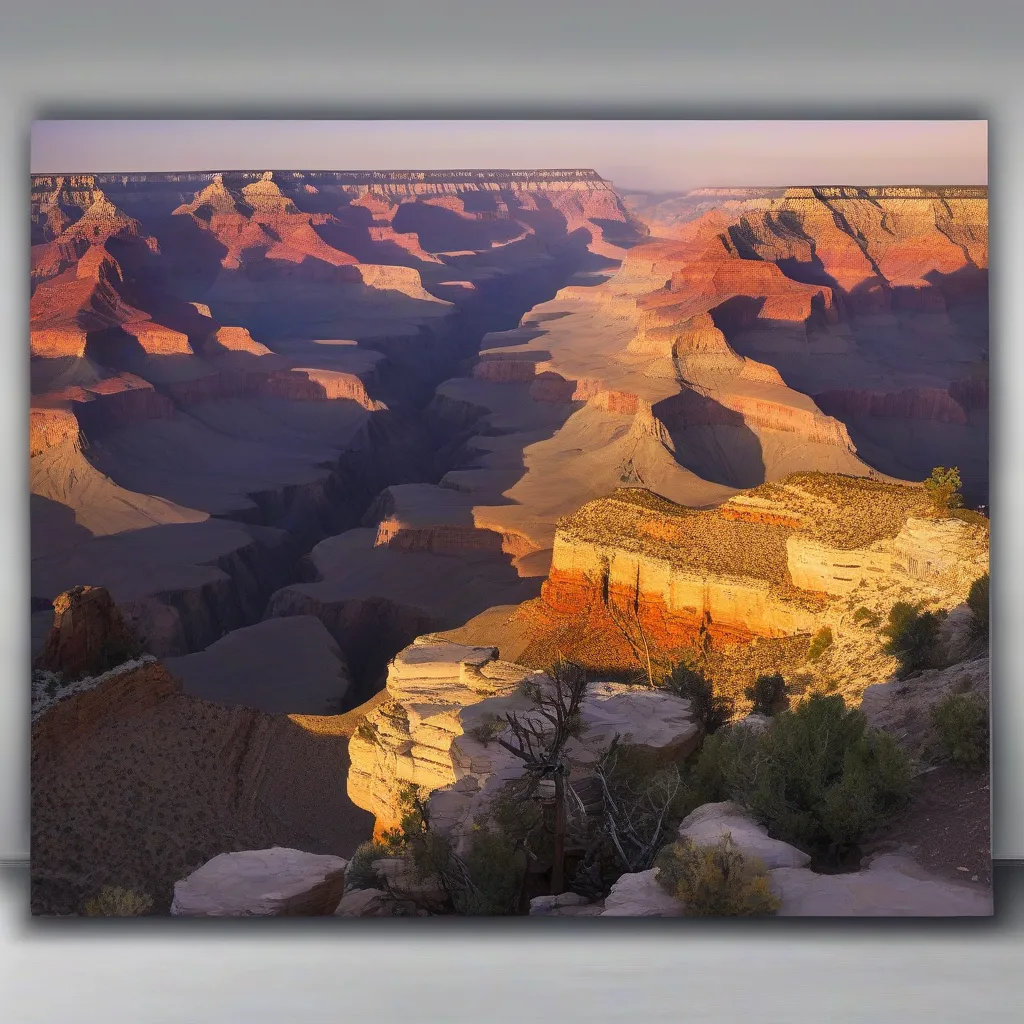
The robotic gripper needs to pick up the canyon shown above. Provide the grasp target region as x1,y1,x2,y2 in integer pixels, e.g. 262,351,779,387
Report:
29,172,989,915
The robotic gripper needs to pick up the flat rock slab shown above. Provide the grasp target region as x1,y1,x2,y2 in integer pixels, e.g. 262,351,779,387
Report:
580,682,700,761
600,869,685,917
165,615,351,715
771,854,993,916
171,847,348,917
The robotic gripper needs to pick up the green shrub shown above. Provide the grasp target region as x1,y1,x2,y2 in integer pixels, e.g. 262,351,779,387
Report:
355,719,378,745
346,840,393,890
924,466,964,512
882,602,942,678
465,713,508,747
454,827,528,915
82,886,153,917
689,725,760,806
807,627,834,663
377,784,528,915
730,694,913,859
661,662,734,735
654,835,780,916
931,692,989,769
744,673,788,716
853,606,880,628
966,573,989,644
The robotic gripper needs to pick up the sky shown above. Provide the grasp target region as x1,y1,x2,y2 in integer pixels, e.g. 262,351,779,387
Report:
30,120,988,192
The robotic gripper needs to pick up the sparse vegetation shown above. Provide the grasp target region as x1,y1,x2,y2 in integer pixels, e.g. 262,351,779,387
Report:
709,694,913,863
924,465,964,512
466,713,508,747
883,602,943,678
931,692,989,770
807,627,833,662
853,606,880,628
376,785,527,916
345,840,393,891
355,720,379,745
744,673,788,717
572,738,695,897
82,886,153,917
654,835,781,916
660,661,734,736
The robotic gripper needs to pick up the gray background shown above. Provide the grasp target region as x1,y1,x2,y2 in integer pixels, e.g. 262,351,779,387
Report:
2,1,1021,1017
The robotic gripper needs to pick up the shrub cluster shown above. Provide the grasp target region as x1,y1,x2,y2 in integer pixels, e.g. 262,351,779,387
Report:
931,692,989,770
924,466,964,512
345,840,393,891
82,886,153,917
654,835,780,916
692,694,913,862
882,602,944,678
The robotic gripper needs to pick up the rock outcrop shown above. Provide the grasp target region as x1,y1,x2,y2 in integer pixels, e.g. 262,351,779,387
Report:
35,585,142,680
347,637,699,838
500,473,988,684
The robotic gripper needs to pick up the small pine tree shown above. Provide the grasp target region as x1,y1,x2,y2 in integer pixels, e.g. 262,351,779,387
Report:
967,573,989,644
883,602,942,678
924,466,964,512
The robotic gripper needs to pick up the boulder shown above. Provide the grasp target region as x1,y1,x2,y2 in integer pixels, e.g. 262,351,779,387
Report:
335,888,397,917
770,854,993,916
35,585,142,681
600,869,685,917
677,801,811,869
529,891,591,915
170,848,347,917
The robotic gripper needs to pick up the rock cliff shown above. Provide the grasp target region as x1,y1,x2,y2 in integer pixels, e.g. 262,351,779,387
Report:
346,637,699,837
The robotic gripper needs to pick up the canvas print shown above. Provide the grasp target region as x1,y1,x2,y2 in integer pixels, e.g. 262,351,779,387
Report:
29,120,991,917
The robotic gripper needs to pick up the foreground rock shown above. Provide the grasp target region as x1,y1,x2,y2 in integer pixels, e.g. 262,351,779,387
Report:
597,803,991,917
772,854,992,916
677,801,811,869
170,848,348,916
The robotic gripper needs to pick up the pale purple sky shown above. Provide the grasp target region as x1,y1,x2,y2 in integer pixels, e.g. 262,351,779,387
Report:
31,120,988,191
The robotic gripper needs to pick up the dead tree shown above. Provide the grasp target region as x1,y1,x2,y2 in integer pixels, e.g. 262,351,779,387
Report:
497,657,589,895
591,734,684,874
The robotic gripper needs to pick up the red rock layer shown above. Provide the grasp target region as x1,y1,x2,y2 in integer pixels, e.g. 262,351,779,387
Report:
540,570,763,646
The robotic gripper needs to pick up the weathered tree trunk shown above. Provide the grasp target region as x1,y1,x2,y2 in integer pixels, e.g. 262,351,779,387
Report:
552,773,566,894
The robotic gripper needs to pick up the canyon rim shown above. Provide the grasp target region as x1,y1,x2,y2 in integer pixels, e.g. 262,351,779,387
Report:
29,121,991,918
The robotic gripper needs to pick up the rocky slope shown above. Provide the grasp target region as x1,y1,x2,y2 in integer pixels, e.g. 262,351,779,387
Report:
30,587,376,915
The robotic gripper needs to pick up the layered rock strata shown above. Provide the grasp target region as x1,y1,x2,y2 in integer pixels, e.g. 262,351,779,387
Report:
346,637,698,837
